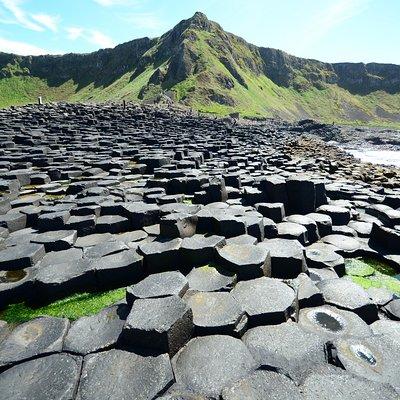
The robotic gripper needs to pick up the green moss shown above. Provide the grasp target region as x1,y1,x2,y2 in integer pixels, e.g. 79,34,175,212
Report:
345,257,400,295
0,288,126,323
183,199,193,204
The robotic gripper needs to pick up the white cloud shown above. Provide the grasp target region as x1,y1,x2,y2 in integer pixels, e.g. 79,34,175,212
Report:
0,36,52,55
66,27,115,49
31,13,60,32
0,0,60,32
300,0,371,48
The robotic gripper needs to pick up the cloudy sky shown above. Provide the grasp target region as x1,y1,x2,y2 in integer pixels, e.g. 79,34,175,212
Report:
0,0,398,64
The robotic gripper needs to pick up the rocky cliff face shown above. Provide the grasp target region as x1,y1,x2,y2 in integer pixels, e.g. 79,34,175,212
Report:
0,12,399,126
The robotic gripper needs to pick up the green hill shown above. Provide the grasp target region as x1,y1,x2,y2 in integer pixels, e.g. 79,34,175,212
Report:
1,12,400,127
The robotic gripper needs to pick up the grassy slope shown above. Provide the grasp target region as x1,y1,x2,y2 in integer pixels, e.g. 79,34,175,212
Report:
0,30,399,128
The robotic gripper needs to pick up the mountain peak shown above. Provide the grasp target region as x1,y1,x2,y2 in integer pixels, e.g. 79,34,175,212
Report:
184,11,213,30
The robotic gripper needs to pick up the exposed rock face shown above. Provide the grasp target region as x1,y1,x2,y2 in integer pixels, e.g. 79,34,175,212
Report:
0,11,399,123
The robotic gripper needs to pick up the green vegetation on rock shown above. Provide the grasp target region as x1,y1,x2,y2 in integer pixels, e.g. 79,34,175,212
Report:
0,12,399,127
0,288,126,324
345,258,400,295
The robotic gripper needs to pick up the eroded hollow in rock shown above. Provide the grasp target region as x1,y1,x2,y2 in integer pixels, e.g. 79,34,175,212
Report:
310,310,345,333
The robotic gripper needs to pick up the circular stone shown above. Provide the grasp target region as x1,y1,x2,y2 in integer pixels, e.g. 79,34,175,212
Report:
231,277,295,325
242,321,326,382
305,242,344,270
332,335,400,388
186,265,236,292
0,353,82,400
221,370,303,400
300,364,398,400
298,305,372,340
172,335,259,398
77,349,173,400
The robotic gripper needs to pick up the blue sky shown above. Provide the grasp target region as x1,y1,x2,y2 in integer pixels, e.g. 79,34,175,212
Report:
0,0,398,64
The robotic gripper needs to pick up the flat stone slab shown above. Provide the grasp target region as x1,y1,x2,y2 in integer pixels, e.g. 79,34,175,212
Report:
186,264,236,292
0,242,45,270
63,304,129,355
184,291,246,336
0,316,69,368
31,230,77,251
126,271,188,304
0,353,82,400
216,244,270,280
242,321,327,382
76,349,173,400
300,364,399,400
172,335,259,398
231,277,295,326
221,370,303,400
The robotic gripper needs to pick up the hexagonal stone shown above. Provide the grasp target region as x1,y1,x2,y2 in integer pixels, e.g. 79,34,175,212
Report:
226,234,258,245
63,304,129,355
258,238,306,279
139,238,182,273
286,214,319,243
35,258,95,302
0,242,45,270
0,317,69,368
242,321,327,382
348,220,373,237
40,247,83,266
0,212,27,232
231,277,295,326
31,230,77,251
186,264,236,292
74,232,114,248
95,249,143,289
37,210,70,231
317,205,351,225
84,239,129,259
0,353,82,400
221,370,303,400
214,213,247,238
76,349,173,400
216,244,270,280
172,335,259,398
298,305,373,340
306,212,332,237
305,242,344,272
295,272,324,309
317,279,378,323
95,215,129,233
330,335,400,389
300,364,399,400
181,234,226,267
286,175,316,215
321,234,361,256
123,202,160,229
277,221,308,245
184,291,247,336
160,213,198,238
122,295,193,356
126,271,188,305
255,202,285,223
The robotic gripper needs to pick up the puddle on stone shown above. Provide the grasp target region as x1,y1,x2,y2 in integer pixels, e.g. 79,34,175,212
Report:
0,269,27,284
350,344,377,366
345,257,400,295
311,310,345,332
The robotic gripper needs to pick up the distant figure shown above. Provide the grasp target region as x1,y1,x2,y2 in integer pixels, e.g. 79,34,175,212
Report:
123,100,126,110
38,96,43,105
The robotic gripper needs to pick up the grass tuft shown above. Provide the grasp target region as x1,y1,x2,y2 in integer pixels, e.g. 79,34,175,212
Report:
0,288,126,324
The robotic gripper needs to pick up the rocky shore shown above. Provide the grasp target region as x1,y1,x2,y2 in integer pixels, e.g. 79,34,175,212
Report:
0,103,399,399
